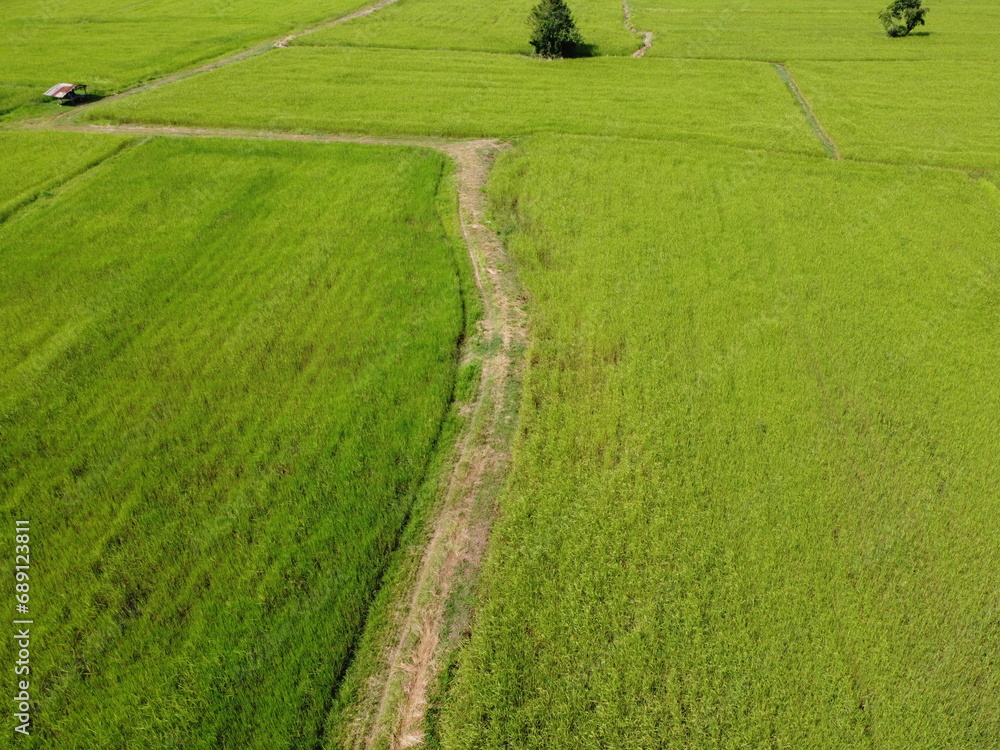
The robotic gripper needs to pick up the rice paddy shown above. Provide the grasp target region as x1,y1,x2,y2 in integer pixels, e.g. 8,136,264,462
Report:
439,134,1000,748
0,131,129,219
0,0,369,119
85,47,822,154
0,136,470,748
632,0,1000,61
298,0,638,55
3,0,998,746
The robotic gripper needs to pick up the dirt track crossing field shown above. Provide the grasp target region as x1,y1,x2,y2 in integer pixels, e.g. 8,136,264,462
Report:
17,119,526,748
16,0,527,736
45,0,403,120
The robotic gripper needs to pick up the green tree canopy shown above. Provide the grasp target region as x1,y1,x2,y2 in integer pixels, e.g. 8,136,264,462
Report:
879,0,929,37
529,0,586,58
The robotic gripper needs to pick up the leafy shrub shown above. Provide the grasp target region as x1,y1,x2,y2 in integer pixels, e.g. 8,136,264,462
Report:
528,0,586,58
879,0,929,37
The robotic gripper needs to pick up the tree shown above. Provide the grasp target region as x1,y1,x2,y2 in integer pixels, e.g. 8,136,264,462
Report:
529,0,586,58
878,0,929,37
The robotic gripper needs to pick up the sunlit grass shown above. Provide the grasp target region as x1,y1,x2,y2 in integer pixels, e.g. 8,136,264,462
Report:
0,0,368,118
0,131,129,219
0,136,469,749
442,134,1000,749
86,46,822,155
299,0,639,56
789,59,1000,169
633,0,1000,62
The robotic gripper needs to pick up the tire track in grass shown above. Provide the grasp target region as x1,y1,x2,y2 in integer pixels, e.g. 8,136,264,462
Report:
0,138,141,224
22,120,526,750
773,62,841,160
623,0,654,58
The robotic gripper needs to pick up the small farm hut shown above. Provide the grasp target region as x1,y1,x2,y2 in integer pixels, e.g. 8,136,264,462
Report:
43,83,87,105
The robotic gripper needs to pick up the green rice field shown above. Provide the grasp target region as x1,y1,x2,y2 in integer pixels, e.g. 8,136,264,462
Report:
789,60,1000,168
440,134,1000,748
0,0,369,119
86,47,821,153
2,0,998,746
0,136,470,748
298,0,638,55
632,0,1000,61
0,131,129,219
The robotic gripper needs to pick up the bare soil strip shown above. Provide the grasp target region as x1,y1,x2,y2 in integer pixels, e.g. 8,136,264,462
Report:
357,139,526,750
773,63,842,160
22,120,526,750
622,0,654,58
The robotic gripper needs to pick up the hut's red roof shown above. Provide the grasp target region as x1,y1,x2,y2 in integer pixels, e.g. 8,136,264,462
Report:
44,83,80,98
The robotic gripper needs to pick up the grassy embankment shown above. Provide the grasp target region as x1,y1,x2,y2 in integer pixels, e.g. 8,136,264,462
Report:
0,135,472,749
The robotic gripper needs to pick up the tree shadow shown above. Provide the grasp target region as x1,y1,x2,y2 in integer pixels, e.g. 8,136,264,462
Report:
566,42,597,58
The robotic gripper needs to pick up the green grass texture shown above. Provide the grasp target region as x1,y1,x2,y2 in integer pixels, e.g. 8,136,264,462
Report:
0,0,368,118
0,131,130,220
0,136,469,749
298,0,639,56
440,134,1000,749
789,59,1000,170
85,46,823,156
633,0,1000,62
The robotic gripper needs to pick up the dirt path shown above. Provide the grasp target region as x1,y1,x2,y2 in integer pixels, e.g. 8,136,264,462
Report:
354,138,526,749
772,63,841,160
622,0,654,58
23,121,526,750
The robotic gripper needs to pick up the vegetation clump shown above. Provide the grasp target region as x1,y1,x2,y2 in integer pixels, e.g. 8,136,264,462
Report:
879,0,928,37
528,0,586,58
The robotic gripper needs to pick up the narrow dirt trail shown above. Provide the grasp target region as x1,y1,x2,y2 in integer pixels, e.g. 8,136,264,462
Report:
773,63,841,160
357,138,526,750
22,121,526,750
622,0,654,58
